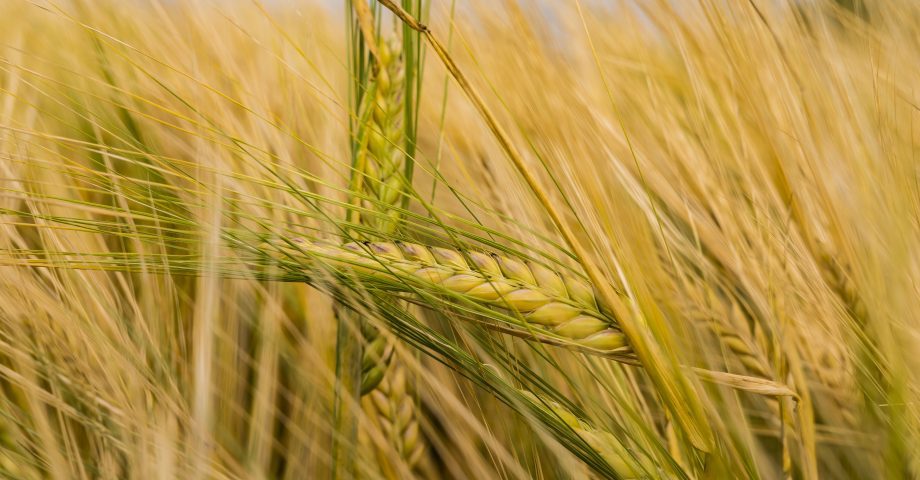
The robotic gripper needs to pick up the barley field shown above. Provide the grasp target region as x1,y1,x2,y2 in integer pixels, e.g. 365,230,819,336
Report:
0,0,918,478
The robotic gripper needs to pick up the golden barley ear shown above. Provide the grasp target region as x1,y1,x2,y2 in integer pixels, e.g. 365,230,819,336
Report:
276,240,631,355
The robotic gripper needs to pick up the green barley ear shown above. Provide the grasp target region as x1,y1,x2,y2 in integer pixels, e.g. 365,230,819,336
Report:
350,28,410,394
342,2,429,478
348,1,424,390
359,38,407,236
350,32,409,397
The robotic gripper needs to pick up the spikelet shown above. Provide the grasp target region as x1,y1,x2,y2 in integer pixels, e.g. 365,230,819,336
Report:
361,320,395,395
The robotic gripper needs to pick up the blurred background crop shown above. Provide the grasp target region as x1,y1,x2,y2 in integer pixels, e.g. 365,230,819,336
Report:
0,0,917,478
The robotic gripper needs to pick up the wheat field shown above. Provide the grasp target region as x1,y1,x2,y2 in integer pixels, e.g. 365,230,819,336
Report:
0,0,918,478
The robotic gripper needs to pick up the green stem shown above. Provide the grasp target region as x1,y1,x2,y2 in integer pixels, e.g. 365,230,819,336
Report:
331,304,364,480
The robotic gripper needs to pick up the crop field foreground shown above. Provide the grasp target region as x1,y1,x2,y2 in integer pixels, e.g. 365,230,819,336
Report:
0,0,918,478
